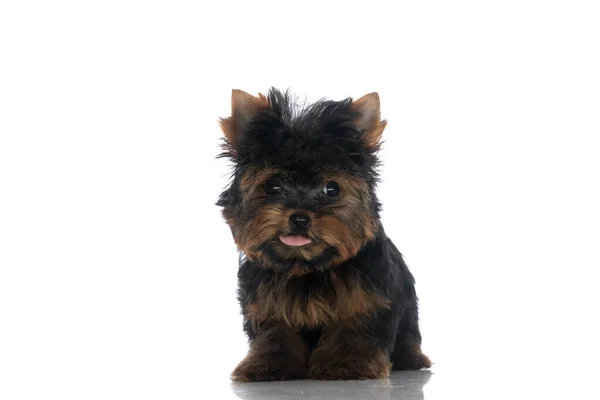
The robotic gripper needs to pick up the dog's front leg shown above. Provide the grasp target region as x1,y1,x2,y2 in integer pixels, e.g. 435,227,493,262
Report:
231,322,310,382
309,322,392,380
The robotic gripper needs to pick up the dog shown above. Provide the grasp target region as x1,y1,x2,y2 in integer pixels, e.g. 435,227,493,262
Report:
217,88,431,381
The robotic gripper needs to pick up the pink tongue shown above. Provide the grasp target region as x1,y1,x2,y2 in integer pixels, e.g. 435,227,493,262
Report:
279,235,312,246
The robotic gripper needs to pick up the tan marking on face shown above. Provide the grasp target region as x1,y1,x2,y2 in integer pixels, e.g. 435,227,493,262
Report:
239,167,280,196
314,173,379,264
223,169,379,268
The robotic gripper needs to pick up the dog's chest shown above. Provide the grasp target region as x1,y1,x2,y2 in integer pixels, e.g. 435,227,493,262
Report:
246,270,389,328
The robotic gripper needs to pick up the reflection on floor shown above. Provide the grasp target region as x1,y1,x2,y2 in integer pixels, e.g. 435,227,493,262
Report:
231,370,432,400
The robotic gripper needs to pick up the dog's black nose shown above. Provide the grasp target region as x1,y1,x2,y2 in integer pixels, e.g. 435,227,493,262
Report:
290,213,311,229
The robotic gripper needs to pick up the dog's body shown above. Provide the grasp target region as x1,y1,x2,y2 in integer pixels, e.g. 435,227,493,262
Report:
218,88,430,381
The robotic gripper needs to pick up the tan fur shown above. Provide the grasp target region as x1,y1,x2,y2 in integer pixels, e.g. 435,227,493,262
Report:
230,169,379,267
239,166,280,195
236,204,288,256
310,344,392,380
392,338,433,370
351,92,387,149
219,89,269,157
246,269,391,328
316,173,379,264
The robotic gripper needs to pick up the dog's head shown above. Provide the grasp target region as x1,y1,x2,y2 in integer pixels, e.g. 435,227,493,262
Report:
217,88,386,272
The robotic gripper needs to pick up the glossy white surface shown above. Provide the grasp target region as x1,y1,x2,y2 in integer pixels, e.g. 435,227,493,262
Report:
213,364,599,400
231,371,432,400
2,1,600,400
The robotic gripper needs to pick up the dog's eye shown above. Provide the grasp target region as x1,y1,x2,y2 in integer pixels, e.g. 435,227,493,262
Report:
323,181,340,197
265,180,282,195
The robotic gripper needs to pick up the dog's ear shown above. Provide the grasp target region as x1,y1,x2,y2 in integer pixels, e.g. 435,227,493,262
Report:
351,93,387,149
219,89,269,157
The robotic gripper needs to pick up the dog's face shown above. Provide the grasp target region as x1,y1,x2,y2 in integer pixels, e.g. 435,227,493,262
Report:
218,89,387,272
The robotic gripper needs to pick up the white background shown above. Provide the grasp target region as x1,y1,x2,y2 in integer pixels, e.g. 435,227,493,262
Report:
1,1,599,399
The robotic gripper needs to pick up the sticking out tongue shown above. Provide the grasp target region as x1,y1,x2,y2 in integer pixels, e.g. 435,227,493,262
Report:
279,235,312,247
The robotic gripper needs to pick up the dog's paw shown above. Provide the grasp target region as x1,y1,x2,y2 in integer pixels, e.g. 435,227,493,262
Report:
391,343,432,370
309,352,391,380
231,356,307,382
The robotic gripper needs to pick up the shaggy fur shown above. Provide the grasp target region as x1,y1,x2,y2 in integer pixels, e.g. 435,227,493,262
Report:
217,88,430,381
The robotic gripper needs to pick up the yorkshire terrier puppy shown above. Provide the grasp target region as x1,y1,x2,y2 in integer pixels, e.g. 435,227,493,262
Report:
217,88,431,381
